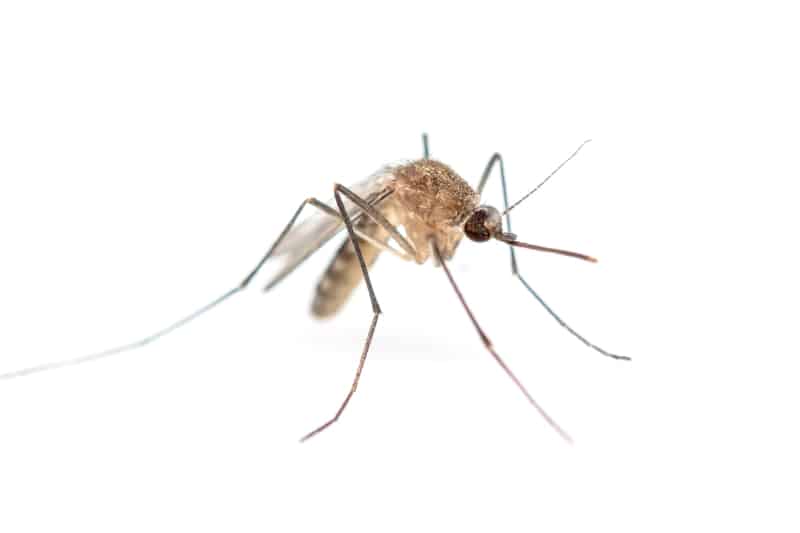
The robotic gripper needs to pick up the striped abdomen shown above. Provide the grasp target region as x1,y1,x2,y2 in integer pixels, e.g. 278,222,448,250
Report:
311,214,391,318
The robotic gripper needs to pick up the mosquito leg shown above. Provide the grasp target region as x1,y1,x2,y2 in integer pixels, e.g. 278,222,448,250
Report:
299,185,385,442
0,287,241,379
241,197,339,288
476,154,518,271
334,184,417,259
516,276,629,360
1,197,352,380
263,190,414,293
477,153,630,361
432,242,572,443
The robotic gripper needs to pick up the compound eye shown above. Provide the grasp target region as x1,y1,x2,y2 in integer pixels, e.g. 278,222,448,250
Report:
464,209,492,242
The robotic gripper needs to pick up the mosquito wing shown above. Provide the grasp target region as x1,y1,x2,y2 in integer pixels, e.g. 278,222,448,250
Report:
264,164,400,289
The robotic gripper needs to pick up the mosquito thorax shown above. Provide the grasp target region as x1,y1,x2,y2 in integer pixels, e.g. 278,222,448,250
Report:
463,205,503,242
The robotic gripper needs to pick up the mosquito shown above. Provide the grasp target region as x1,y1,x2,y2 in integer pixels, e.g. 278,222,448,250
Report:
1,134,629,443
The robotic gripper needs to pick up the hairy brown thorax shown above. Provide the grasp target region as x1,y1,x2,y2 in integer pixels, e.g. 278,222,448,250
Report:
392,159,478,229
392,159,479,263
312,159,478,318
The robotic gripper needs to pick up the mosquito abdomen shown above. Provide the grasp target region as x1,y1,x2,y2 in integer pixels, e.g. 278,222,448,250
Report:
311,215,390,318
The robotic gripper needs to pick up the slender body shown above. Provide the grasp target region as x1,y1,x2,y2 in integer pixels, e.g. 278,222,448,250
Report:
0,135,629,443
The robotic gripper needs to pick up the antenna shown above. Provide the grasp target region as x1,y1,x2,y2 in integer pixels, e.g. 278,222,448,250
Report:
502,139,592,216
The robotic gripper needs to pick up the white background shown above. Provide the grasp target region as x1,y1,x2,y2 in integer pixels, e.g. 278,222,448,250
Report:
1,1,798,531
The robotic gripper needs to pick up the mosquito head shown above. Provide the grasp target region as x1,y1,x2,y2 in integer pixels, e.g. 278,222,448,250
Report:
463,205,514,243
464,206,598,263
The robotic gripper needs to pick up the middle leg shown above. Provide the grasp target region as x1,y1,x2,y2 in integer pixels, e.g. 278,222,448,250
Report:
299,184,391,442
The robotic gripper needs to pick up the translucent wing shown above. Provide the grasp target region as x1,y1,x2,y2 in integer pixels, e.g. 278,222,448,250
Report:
264,164,400,289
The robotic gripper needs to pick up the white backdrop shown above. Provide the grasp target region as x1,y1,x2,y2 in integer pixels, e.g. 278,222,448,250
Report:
1,1,797,532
